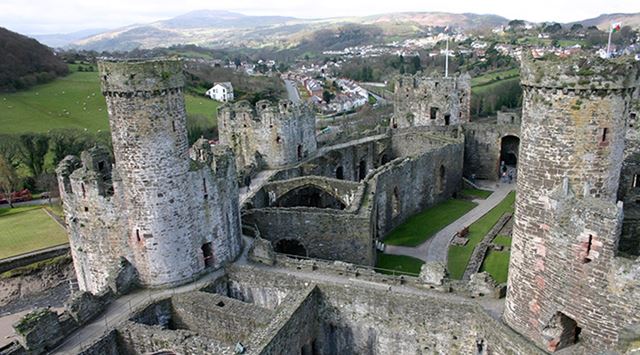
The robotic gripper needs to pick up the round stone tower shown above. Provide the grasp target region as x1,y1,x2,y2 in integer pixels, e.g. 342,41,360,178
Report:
98,59,201,288
504,55,640,351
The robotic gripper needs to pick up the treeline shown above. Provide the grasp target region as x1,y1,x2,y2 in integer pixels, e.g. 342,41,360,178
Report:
471,78,522,117
0,27,69,92
0,130,111,206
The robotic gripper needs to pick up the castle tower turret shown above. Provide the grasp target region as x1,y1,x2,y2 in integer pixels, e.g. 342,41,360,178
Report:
504,55,640,351
98,59,201,288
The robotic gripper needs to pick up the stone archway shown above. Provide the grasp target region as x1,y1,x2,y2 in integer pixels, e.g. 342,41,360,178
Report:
276,185,346,210
500,135,520,178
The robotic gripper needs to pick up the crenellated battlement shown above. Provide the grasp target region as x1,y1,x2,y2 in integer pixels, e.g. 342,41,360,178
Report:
97,59,184,94
218,99,312,123
520,54,640,90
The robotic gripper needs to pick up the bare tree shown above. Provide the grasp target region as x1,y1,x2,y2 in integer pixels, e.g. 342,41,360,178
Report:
0,155,21,208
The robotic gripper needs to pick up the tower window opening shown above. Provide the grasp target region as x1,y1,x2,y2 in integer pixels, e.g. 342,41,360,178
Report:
601,128,608,143
444,114,451,126
81,183,86,198
136,229,141,242
430,107,438,120
634,174,639,188
172,121,176,132
276,136,282,143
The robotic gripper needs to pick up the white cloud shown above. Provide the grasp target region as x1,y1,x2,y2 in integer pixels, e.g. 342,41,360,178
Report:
1,0,639,34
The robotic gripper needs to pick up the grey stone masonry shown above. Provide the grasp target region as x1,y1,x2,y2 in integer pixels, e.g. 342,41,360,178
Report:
504,54,640,353
218,99,317,171
392,73,471,128
56,59,242,294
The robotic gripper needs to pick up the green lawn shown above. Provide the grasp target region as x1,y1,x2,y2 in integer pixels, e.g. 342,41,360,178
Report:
0,66,219,134
0,206,68,259
461,188,493,199
493,235,512,247
447,191,516,279
480,250,510,284
376,252,424,276
384,199,477,247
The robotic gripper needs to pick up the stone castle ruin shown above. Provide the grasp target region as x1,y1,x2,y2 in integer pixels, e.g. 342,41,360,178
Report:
10,54,637,354
56,60,242,294
218,99,317,174
392,73,471,128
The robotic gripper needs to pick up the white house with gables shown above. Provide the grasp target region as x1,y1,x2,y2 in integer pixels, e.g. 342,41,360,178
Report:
206,82,234,102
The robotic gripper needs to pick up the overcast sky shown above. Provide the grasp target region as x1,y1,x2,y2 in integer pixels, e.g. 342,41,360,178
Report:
2,0,639,35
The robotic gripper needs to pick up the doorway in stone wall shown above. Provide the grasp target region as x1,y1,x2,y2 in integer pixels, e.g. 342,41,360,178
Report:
201,242,214,268
499,135,520,179
542,312,581,352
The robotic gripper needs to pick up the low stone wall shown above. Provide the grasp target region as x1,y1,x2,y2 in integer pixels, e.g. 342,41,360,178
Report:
0,245,70,274
462,213,512,280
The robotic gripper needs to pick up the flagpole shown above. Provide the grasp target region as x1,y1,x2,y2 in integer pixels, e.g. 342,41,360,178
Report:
445,35,449,78
607,26,613,58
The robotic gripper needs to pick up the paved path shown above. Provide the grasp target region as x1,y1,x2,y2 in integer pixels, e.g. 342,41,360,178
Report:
284,80,301,104
385,181,515,263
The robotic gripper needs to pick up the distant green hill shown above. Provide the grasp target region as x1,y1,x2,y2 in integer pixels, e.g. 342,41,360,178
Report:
0,27,68,92
0,65,219,134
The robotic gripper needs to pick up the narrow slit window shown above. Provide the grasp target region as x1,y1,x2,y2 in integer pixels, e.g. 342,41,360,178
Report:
633,174,639,188
172,121,176,132
583,234,593,263
136,229,141,242
601,128,608,142
81,183,86,197
203,178,208,199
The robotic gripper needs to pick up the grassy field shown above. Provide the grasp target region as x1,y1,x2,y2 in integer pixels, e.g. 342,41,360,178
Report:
384,199,477,247
471,68,519,87
376,252,424,276
447,191,516,279
480,250,510,283
0,66,219,134
0,206,68,259
460,188,493,199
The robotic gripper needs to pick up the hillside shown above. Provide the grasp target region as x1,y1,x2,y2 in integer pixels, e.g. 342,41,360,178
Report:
0,27,68,92
571,13,640,30
0,64,220,134
70,10,509,52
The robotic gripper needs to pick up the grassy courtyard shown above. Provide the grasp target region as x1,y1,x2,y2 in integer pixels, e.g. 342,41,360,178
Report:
460,188,493,199
0,66,219,134
383,199,477,247
480,250,510,284
447,191,516,279
375,252,424,276
0,206,68,259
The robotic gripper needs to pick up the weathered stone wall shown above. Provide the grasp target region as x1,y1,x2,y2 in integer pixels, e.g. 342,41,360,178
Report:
225,265,544,355
242,207,374,265
392,73,471,128
250,286,320,355
504,55,640,352
57,59,242,294
374,129,464,238
463,122,521,180
172,291,273,344
218,100,317,170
